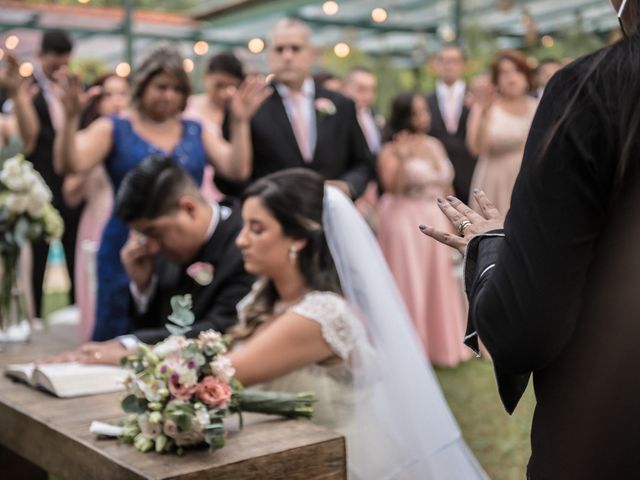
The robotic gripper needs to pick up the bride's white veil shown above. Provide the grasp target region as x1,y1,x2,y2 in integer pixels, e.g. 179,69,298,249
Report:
323,186,488,479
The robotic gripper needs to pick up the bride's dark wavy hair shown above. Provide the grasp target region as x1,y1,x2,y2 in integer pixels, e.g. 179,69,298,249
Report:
231,168,341,340
542,3,640,190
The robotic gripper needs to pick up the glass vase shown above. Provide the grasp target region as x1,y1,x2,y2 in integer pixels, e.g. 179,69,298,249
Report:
0,254,31,343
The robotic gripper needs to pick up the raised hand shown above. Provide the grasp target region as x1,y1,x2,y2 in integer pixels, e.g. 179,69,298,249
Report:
419,189,504,255
230,76,271,122
0,53,22,96
51,68,101,119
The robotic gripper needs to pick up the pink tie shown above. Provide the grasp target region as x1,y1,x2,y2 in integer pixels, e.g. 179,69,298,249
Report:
289,91,312,163
444,89,459,134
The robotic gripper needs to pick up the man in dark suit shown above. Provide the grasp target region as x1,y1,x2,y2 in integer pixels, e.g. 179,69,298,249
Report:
29,29,83,317
46,156,254,364
427,45,477,204
216,18,372,200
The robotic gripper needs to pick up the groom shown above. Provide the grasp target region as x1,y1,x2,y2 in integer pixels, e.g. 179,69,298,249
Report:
45,156,254,364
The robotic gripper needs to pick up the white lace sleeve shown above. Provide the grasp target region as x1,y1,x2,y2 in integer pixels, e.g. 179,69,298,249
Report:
290,292,355,360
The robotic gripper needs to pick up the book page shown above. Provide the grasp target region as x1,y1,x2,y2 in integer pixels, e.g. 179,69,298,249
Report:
5,363,36,385
34,363,129,398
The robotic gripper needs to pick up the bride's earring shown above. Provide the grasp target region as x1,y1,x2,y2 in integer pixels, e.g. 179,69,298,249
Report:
289,246,298,263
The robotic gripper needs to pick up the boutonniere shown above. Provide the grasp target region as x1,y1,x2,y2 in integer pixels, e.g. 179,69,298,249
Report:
186,262,215,286
315,97,337,119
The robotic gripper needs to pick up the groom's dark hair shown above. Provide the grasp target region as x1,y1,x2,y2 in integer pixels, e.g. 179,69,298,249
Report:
115,155,204,223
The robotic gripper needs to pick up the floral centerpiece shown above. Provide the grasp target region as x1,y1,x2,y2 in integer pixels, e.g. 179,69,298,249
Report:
0,154,63,339
117,295,315,454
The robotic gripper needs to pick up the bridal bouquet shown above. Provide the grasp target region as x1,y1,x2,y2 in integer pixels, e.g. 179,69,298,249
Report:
0,154,63,332
118,295,315,455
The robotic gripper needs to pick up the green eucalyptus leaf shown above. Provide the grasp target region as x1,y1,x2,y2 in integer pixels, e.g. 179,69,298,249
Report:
121,394,148,414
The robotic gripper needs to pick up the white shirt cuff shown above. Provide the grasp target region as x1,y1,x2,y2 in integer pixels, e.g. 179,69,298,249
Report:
117,334,140,351
129,275,158,314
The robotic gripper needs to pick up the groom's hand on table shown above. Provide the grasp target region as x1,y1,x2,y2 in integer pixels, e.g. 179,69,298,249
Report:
37,340,129,366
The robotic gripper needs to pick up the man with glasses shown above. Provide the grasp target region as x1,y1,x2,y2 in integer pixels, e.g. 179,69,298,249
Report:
215,18,372,200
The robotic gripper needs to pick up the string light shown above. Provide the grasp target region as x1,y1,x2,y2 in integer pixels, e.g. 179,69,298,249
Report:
115,62,131,77
322,1,339,16
541,35,554,48
248,38,265,54
5,35,19,50
183,59,195,72
334,42,350,58
19,62,34,78
371,7,388,23
193,41,209,56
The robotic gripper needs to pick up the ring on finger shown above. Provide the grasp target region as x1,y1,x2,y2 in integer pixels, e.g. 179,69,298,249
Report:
458,219,472,236
93,351,103,360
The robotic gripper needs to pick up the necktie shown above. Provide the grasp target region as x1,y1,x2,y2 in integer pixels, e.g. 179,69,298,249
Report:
289,91,312,163
444,88,459,135
357,108,381,154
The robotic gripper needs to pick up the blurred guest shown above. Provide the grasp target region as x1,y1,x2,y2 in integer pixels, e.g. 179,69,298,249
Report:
215,18,372,200
27,29,83,318
467,49,538,214
313,70,344,92
377,92,471,367
186,52,246,202
62,73,129,341
54,43,266,340
344,66,382,228
344,66,381,154
427,45,477,204
535,58,563,97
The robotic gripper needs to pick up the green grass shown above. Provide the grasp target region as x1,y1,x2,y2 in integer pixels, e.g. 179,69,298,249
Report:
436,359,536,480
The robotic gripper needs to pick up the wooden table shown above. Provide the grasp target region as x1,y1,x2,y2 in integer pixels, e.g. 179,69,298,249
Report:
0,330,346,479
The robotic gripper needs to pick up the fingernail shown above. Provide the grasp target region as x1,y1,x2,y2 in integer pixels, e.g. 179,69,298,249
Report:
473,188,480,194
447,196,456,202
437,197,445,204
419,224,427,230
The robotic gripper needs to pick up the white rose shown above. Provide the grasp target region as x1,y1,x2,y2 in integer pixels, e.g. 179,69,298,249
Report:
210,355,235,383
5,193,29,214
152,335,188,358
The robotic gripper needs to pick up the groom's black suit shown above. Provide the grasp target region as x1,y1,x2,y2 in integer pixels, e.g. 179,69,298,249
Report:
216,83,373,199
130,201,254,345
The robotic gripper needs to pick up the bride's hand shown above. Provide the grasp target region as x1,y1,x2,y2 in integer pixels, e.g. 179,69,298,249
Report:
419,189,504,255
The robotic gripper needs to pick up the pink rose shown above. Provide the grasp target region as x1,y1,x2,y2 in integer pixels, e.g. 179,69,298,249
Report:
163,419,179,438
168,373,197,401
195,376,232,408
186,262,214,286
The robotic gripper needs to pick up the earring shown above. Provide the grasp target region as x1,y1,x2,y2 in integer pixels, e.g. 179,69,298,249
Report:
289,246,298,263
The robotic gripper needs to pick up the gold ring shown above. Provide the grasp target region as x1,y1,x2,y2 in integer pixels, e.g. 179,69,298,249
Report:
458,220,472,236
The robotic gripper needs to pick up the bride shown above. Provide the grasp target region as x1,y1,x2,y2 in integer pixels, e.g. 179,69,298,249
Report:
228,169,487,479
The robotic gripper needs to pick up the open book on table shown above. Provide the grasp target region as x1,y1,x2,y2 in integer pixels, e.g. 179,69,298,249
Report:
5,362,128,398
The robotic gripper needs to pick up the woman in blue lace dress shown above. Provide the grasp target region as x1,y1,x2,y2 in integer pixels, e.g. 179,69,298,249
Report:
54,44,267,340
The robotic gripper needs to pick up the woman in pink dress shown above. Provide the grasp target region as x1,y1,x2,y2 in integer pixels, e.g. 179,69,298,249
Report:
63,74,129,340
467,50,538,214
377,93,472,367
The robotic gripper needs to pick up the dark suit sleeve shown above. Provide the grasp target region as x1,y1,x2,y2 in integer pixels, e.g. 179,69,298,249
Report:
465,63,616,376
132,260,254,345
339,98,373,199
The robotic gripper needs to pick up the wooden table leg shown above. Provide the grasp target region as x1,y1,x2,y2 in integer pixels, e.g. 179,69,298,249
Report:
0,443,48,480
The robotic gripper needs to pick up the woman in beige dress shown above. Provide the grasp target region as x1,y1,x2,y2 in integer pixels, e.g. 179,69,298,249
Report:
467,49,538,214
